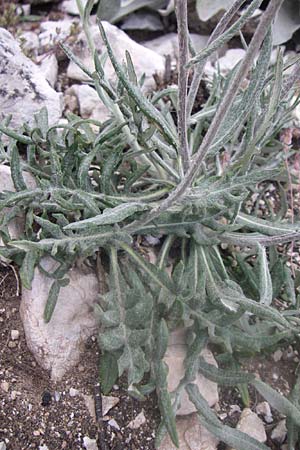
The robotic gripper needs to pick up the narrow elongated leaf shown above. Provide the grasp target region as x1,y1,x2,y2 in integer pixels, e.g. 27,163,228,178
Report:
98,21,178,149
65,203,149,230
11,146,27,191
19,250,39,289
257,244,273,306
99,351,119,395
43,280,61,323
198,356,254,385
252,379,300,427
120,242,176,293
187,383,269,450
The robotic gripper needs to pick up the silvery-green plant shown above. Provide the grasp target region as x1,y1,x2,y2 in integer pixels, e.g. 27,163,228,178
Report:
1,0,300,448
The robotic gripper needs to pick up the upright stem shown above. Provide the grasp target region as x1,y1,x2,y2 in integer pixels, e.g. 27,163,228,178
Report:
124,0,284,233
175,0,190,173
187,0,248,117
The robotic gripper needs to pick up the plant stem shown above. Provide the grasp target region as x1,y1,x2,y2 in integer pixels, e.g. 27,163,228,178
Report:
125,0,284,233
187,0,248,117
175,0,190,173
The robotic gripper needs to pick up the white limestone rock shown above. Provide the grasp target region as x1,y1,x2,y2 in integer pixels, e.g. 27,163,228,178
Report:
271,419,287,444
234,408,267,446
164,328,219,416
159,413,219,450
67,21,165,91
143,33,208,61
20,257,99,380
0,28,62,132
39,19,78,47
67,84,110,121
37,54,58,88
205,48,246,77
18,31,39,54
61,0,96,16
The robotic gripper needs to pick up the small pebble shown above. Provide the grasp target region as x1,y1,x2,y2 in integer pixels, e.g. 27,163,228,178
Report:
8,341,17,349
0,442,6,450
108,419,120,430
271,419,287,444
10,391,18,400
33,430,40,437
39,445,49,450
83,436,98,450
272,349,283,362
127,410,146,429
10,329,20,340
0,381,9,393
69,388,79,397
256,401,273,424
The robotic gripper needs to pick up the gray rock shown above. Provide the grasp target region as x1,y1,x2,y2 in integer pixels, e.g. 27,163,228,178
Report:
67,84,110,121
37,54,58,88
121,12,163,31
159,413,219,450
127,410,146,429
83,436,98,450
273,349,283,362
256,401,273,423
39,20,78,47
102,395,119,416
20,257,99,380
0,442,6,450
271,419,287,444
235,408,266,444
67,21,165,91
61,0,94,16
164,328,219,415
18,31,39,54
143,33,208,61
205,48,246,77
0,28,62,133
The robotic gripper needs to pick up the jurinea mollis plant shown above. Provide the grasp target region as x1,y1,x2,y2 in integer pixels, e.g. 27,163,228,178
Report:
1,0,300,448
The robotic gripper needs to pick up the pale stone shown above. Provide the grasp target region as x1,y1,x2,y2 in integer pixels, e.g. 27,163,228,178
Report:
61,0,96,16
67,21,165,91
11,329,20,340
108,419,120,430
159,413,218,450
0,28,62,132
69,387,79,397
39,20,78,47
205,49,246,77
83,394,96,421
0,443,6,450
37,54,58,88
127,410,146,429
271,419,287,444
83,436,98,450
102,395,119,416
0,381,9,393
237,408,266,442
18,31,39,54
272,349,283,362
143,33,208,61
20,257,99,380
67,84,109,120
164,328,218,415
256,401,273,423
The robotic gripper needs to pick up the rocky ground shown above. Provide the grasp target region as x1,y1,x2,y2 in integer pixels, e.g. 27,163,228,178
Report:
0,1,300,449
